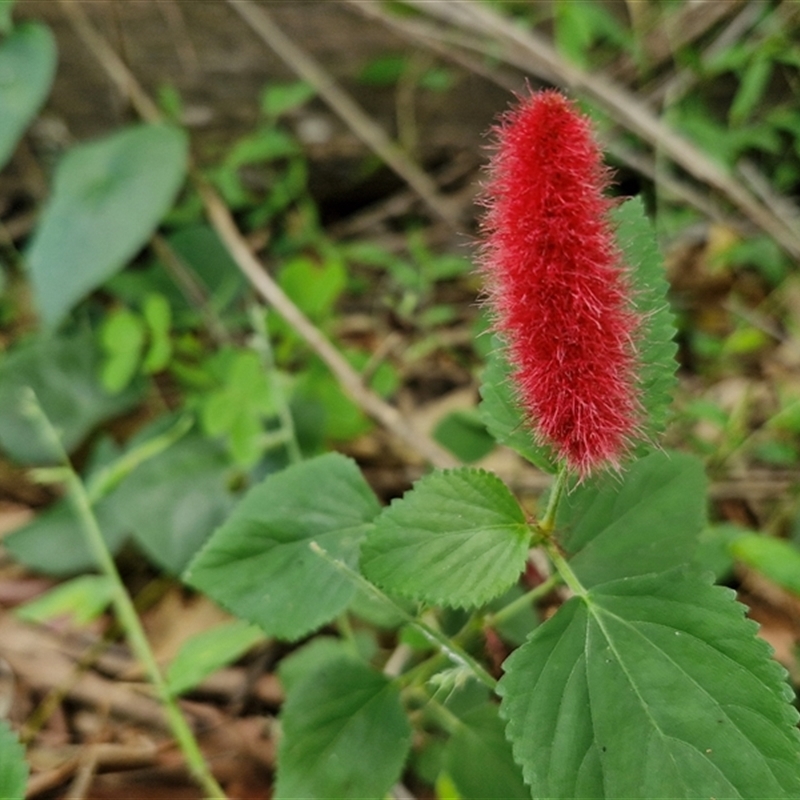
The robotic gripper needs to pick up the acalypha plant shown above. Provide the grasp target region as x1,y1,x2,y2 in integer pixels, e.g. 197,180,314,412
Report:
184,91,800,799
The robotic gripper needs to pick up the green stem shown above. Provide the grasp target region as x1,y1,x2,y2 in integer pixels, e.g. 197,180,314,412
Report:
23,391,227,799
485,573,562,627
408,690,463,736
538,465,568,534
542,538,587,598
309,541,497,691
249,304,303,465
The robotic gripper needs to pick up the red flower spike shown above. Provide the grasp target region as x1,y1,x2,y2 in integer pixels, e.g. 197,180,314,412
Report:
480,90,642,478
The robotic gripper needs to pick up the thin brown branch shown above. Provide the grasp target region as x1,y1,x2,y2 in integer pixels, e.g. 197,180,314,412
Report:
196,177,458,468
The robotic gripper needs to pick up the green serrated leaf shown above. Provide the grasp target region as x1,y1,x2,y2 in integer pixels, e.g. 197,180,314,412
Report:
166,619,264,696
557,450,706,587
278,638,359,694
0,22,56,170
185,453,380,641
361,468,529,609
499,570,800,799
612,197,678,444
16,575,114,625
478,344,557,472
276,657,411,799
0,330,141,464
0,719,28,800
27,124,188,328
444,704,528,800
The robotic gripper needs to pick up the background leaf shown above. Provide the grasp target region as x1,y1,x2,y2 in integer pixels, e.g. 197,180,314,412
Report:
276,657,411,800
0,331,141,464
185,453,380,641
443,704,528,800
107,433,238,575
500,570,800,799
166,619,264,696
16,575,114,625
4,499,127,576
557,450,707,587
0,22,56,170
361,468,530,608
730,534,800,597
27,124,188,327
478,342,557,472
612,197,678,445
0,720,28,800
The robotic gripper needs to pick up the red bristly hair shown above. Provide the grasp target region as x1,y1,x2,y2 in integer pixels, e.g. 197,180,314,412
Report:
480,90,642,477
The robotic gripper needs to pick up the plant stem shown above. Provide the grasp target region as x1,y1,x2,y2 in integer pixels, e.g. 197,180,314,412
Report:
23,391,227,799
542,539,587,598
309,541,498,691
485,573,562,627
532,465,588,598
249,304,303,465
538,465,568,534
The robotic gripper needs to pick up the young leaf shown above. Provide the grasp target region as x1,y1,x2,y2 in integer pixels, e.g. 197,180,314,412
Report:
361,468,530,609
499,570,800,799
0,720,28,800
443,704,529,800
478,343,557,472
99,307,146,393
166,619,264,697
276,657,411,800
612,197,678,444
0,22,56,170
557,450,706,587
27,124,188,328
185,453,380,641
16,575,115,626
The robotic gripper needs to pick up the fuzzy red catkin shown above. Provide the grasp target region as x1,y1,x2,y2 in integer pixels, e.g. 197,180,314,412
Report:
480,90,642,477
